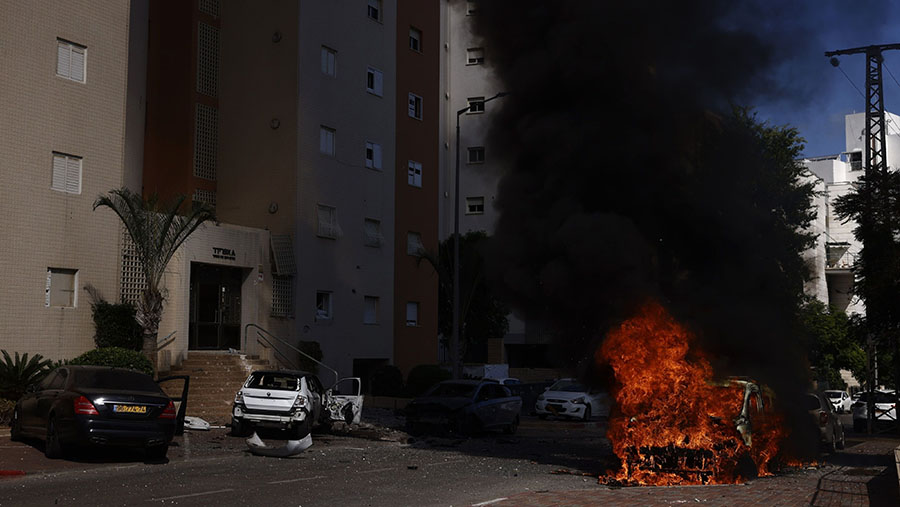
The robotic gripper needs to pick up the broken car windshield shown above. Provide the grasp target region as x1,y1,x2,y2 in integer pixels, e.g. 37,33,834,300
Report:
246,373,301,391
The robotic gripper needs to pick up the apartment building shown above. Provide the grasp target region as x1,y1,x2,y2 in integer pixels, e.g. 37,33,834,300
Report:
140,0,440,379
803,111,900,316
1,1,441,382
0,1,137,360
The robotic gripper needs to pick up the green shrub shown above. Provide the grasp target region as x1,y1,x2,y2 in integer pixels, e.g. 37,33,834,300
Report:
297,341,323,374
0,350,53,400
405,364,451,397
69,347,153,377
370,364,404,397
92,301,142,351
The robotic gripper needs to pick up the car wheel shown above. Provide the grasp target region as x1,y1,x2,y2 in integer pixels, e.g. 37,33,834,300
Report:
290,419,311,440
44,416,65,459
582,404,592,422
146,443,169,460
504,416,519,435
9,406,23,442
230,417,250,437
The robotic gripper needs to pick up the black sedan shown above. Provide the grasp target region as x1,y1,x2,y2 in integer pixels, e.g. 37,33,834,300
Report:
9,365,176,459
405,380,523,435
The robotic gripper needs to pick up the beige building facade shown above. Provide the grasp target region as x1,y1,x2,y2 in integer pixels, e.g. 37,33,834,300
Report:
0,1,135,360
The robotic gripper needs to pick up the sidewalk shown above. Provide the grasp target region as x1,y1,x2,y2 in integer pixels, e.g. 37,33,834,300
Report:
494,438,900,507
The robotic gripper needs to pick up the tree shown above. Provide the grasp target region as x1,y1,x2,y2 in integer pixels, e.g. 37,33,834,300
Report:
418,231,509,363
93,188,215,373
798,298,865,389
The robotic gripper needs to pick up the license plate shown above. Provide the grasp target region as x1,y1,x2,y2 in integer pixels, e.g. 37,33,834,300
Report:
114,405,147,414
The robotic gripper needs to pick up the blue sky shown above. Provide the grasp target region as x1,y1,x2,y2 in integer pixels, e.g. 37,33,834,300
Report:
750,4,900,158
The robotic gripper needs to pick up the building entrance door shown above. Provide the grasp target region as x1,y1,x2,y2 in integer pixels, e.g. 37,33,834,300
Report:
190,263,243,350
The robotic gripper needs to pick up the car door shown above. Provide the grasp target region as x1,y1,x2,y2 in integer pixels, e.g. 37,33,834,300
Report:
34,368,67,430
304,375,324,423
19,371,56,431
494,385,520,425
325,378,363,424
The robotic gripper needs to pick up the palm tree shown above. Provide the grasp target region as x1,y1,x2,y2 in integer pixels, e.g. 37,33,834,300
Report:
93,188,215,373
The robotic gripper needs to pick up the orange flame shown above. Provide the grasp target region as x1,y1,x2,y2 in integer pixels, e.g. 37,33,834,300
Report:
596,302,788,485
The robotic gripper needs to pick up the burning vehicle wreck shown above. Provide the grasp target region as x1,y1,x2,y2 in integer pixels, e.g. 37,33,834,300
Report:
404,380,522,435
231,370,363,455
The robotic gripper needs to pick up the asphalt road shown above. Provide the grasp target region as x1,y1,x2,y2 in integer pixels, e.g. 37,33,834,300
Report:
0,416,611,507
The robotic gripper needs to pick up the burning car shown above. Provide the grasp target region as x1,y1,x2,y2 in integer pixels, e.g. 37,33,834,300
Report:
534,378,609,421
404,380,522,435
231,370,362,438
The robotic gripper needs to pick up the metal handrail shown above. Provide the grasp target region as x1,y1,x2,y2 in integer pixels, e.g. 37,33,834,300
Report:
157,330,177,350
255,333,300,371
243,323,339,386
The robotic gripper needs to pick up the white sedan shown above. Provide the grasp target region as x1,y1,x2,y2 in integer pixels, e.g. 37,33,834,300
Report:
534,378,609,421
851,390,898,432
824,390,852,413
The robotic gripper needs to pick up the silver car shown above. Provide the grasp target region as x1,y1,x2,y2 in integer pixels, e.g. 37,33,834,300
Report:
806,392,845,452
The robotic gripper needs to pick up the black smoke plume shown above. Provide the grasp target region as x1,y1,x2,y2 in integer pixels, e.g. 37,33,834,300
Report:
465,0,878,453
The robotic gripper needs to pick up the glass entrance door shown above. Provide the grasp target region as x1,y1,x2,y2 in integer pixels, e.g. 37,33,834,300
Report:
189,264,243,350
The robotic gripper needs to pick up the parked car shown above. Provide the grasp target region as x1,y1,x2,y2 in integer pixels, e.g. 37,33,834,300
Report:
805,391,845,452
534,378,609,421
231,369,362,438
9,366,176,459
851,390,898,432
404,380,523,435
824,390,852,413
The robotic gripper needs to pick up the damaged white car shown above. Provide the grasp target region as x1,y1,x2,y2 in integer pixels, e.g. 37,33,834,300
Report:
231,369,362,439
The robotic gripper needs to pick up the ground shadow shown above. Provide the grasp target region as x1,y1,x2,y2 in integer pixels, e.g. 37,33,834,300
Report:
15,436,174,465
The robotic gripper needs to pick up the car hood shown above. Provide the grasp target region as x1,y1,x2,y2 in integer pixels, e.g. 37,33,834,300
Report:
408,397,472,412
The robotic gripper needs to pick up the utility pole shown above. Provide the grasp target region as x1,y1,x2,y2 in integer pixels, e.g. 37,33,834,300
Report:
826,44,900,434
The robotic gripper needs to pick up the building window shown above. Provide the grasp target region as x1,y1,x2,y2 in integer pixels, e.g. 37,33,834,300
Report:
197,23,220,97
320,126,336,156
365,141,383,170
46,268,77,308
466,47,484,65
194,104,219,180
409,27,422,52
408,93,423,120
366,67,384,96
364,218,383,247
367,0,382,21
272,275,293,317
849,151,862,171
466,196,485,215
406,302,419,326
199,0,220,17
407,232,424,256
56,39,86,83
317,204,341,239
321,46,337,76
192,188,216,211
316,291,333,320
467,97,485,114
466,1,478,15
467,146,485,164
408,161,422,187
364,296,379,324
51,152,82,194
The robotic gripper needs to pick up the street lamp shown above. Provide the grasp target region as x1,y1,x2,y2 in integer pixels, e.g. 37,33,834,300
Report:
451,91,508,379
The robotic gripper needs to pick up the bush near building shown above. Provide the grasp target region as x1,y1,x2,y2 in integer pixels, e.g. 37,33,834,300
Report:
0,350,52,401
92,301,142,350
0,398,14,426
69,347,153,377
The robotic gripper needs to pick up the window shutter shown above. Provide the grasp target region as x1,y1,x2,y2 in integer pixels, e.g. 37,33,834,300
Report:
320,130,328,153
373,143,382,169
70,46,85,82
51,154,67,191
56,42,70,77
270,234,296,275
408,95,416,116
65,157,81,194
374,70,383,96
